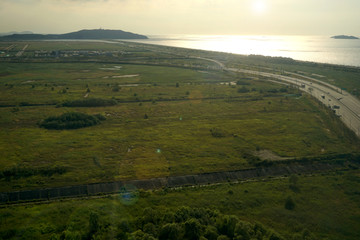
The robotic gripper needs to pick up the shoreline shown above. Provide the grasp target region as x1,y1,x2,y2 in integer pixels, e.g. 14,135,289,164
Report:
123,35,360,67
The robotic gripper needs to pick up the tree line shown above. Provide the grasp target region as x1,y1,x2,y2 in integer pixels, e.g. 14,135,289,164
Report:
49,206,303,240
59,98,117,107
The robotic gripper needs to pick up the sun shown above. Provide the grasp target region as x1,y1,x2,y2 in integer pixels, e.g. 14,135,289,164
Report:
252,0,267,14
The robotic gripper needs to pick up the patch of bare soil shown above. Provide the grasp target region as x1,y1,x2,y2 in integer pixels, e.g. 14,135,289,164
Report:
253,149,287,161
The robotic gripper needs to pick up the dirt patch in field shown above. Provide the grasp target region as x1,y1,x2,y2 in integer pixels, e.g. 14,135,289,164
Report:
103,74,139,79
99,66,122,70
253,150,287,161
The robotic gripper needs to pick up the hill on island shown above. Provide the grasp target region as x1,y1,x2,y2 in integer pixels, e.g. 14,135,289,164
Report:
0,29,148,40
331,35,359,39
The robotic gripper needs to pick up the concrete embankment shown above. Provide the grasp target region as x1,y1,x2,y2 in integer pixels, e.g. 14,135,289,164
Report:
1,161,355,204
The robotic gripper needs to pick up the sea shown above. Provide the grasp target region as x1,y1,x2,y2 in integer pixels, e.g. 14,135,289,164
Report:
125,35,360,67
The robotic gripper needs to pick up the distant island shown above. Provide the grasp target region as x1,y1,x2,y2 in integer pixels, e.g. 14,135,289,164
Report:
0,29,148,40
331,35,359,40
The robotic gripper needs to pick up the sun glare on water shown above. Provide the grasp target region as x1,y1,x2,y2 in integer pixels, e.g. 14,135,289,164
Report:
252,0,267,14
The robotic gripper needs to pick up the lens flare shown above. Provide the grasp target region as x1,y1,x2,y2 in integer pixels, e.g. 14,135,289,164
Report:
119,184,139,205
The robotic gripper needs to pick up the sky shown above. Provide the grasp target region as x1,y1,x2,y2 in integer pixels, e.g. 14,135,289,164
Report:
0,0,359,36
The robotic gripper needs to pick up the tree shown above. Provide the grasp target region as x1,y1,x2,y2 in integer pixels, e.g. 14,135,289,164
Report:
184,218,202,240
234,221,252,240
204,226,218,240
159,223,183,240
217,215,238,238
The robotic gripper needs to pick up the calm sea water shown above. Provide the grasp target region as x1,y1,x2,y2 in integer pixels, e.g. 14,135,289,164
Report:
126,35,360,67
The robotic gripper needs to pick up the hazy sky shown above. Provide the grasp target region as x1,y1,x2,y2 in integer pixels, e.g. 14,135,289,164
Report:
1,0,359,36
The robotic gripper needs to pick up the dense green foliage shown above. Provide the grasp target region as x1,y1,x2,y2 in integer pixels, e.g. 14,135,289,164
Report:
0,165,66,180
0,206,286,240
126,207,284,240
39,112,105,130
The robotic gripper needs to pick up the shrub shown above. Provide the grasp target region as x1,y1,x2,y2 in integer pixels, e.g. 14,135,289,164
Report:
61,98,117,107
210,128,226,138
112,86,120,92
0,166,67,180
40,112,105,130
289,175,300,193
285,196,296,210
237,86,250,93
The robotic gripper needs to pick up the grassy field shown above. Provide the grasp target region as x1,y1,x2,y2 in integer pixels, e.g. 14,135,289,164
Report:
1,59,358,191
1,170,359,239
1,40,360,239
1,41,360,191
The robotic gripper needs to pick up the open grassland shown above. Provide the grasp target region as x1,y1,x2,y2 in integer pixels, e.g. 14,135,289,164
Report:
0,62,229,106
1,41,360,191
1,170,359,240
0,60,359,191
1,40,360,240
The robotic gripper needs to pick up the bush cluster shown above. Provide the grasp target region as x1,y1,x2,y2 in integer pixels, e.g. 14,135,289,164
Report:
0,166,66,180
40,112,106,130
267,88,288,93
60,98,117,107
237,86,250,93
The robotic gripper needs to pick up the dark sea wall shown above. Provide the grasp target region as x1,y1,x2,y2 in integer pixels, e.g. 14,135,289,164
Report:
0,162,352,204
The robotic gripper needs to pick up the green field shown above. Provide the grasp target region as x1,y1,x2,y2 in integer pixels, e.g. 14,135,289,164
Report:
1,60,358,191
1,40,360,239
1,170,360,240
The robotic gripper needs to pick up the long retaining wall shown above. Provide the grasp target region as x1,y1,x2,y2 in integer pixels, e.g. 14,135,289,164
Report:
0,162,351,204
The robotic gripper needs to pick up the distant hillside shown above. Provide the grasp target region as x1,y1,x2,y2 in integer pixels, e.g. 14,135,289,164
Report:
0,29,148,40
331,35,359,40
0,31,33,37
